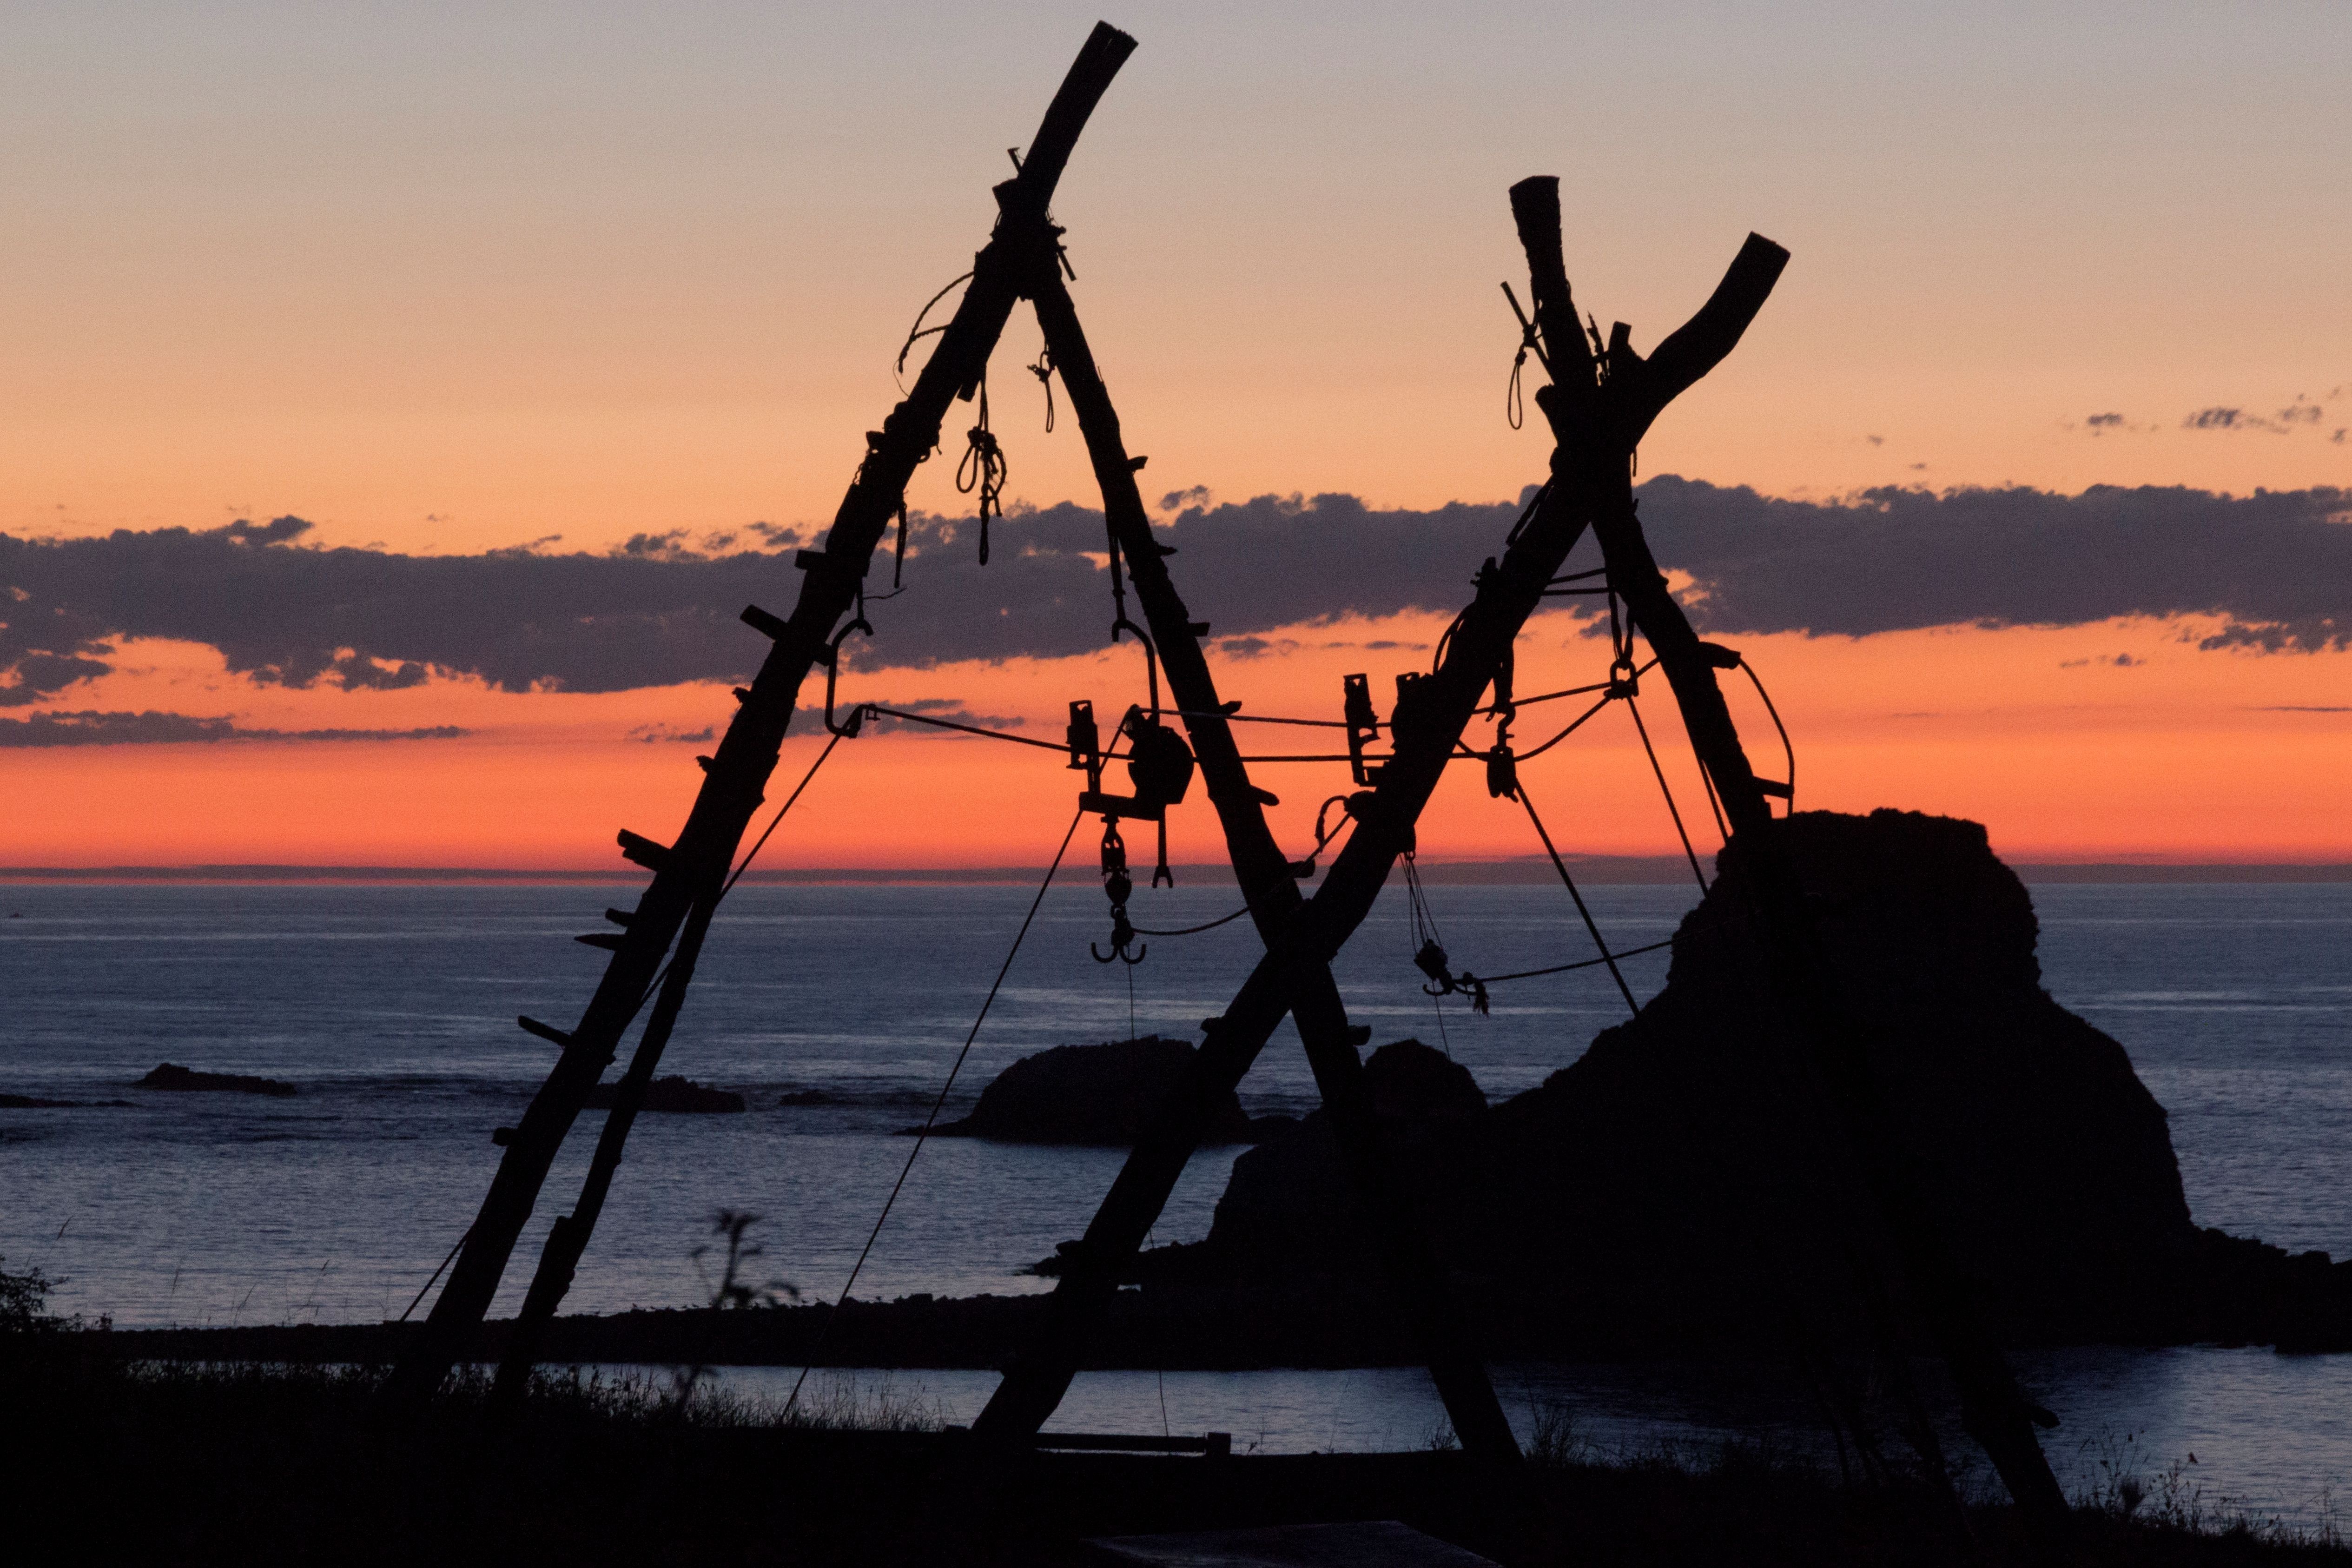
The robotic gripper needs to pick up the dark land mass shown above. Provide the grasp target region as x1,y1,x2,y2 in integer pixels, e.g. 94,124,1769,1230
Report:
6,1341,2345,1566
916,1035,1282,1145
136,1061,298,1097
1115,812,2352,1355
583,1074,745,1113
0,1093,132,1109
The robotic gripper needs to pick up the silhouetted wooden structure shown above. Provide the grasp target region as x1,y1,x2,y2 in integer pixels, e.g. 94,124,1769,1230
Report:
381,18,2068,1542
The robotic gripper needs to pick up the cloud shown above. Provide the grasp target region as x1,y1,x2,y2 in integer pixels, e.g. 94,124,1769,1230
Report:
2182,397,2335,436
1631,478,2351,653
2085,413,2124,428
5,481,2349,707
0,710,468,747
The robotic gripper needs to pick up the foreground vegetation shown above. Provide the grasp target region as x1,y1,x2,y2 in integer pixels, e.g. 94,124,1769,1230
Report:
6,1265,2347,1566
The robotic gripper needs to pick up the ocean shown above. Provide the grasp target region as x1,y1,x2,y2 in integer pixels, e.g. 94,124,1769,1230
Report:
4,877,2350,1518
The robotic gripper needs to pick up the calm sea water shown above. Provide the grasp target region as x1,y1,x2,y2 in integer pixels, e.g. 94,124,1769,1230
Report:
3,879,2349,1517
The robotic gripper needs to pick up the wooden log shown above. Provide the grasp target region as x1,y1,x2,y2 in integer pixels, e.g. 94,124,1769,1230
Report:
967,182,1786,1482
989,263,1517,1462
377,20,1139,1412
1507,175,2068,1530
489,893,720,1406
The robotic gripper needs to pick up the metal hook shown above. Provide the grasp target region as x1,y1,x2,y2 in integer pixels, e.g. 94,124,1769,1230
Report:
1112,613,1160,714
824,614,875,738
1091,820,1147,966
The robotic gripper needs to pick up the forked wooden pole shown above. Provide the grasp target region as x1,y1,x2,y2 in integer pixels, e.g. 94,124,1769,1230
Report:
1506,173,2069,1533
969,195,1785,1453
1009,252,1518,1461
379,20,1139,1412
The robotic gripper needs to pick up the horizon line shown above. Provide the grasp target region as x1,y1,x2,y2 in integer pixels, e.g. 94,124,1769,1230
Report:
3,857,2348,887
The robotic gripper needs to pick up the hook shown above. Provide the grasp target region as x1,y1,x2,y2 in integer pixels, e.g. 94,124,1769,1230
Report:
1112,614,1160,714
1414,940,1491,1014
824,614,874,738
1090,819,1147,966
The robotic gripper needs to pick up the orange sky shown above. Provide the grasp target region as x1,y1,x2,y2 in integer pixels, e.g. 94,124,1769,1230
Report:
2,5,2346,867
8,605,2345,869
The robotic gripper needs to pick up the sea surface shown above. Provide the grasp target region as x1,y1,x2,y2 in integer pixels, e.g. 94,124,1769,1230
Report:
4,878,2350,1520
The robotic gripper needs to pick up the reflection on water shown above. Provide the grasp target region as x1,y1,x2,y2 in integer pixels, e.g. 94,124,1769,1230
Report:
649,1345,2352,1525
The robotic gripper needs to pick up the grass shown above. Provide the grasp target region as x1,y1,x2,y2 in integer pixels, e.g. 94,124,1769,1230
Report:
4,1256,2347,1568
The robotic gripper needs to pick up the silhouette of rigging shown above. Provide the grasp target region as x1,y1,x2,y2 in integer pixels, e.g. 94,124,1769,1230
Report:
375,20,2071,1544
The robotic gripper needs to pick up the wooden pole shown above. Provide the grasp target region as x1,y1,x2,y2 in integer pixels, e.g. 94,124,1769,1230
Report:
488,889,719,1406
1507,175,2069,1530
1004,256,1519,1461
968,204,1784,1449
377,21,1138,1412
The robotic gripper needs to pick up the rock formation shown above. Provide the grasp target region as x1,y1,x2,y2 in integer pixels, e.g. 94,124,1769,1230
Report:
1139,809,2352,1350
136,1063,297,1098
921,1036,1263,1145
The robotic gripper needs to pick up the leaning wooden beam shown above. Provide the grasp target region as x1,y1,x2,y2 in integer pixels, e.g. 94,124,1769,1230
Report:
377,21,1139,1410
488,892,719,1405
970,199,1783,1449
1507,174,2069,1529
1014,255,1519,1461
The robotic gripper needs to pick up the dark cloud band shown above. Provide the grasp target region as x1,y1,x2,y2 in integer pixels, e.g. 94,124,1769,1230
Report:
0,710,468,747
3,479,2343,707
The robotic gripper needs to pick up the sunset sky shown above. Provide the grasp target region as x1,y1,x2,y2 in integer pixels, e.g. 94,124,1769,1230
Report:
3,2,2345,869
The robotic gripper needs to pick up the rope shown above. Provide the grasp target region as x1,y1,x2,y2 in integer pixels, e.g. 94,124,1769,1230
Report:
399,729,851,1322
1130,906,1251,938
1625,695,1710,892
955,377,1007,564
1477,937,1674,985
893,269,974,385
1029,342,1057,432
1513,692,1612,764
1124,792,1357,940
858,704,1068,753
721,730,847,898
395,1225,471,1323
1514,779,1639,1014
782,807,1084,1417
1742,658,1796,816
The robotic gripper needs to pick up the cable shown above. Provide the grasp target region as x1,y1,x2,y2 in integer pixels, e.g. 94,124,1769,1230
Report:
1514,779,1639,1014
1741,659,1796,816
1514,659,1659,763
858,704,1068,753
1130,906,1251,938
395,1225,471,1323
1625,695,1710,892
721,731,847,899
1513,692,1613,765
1477,937,1674,985
782,807,1085,1418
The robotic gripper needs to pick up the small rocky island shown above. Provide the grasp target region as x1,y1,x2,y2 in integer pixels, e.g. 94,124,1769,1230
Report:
915,1034,1279,1145
136,1063,298,1098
